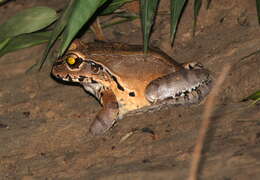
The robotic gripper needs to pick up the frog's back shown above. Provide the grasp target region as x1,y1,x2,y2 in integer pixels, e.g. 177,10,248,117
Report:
82,42,181,86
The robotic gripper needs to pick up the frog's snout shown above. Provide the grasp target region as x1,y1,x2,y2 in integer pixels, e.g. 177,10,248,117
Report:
145,68,213,104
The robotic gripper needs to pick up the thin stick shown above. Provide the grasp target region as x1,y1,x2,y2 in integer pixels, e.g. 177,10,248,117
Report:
188,64,231,180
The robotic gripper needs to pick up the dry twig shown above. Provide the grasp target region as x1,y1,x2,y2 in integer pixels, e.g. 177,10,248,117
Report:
188,64,231,180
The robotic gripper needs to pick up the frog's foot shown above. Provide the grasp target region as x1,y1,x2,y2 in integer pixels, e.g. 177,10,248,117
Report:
89,89,119,135
145,63,213,105
181,61,204,70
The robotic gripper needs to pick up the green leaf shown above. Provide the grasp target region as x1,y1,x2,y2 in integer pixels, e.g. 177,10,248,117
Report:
59,0,108,56
35,0,75,70
244,91,260,101
243,90,260,105
193,0,202,36
256,0,260,24
0,31,52,57
140,0,159,53
170,0,187,43
0,6,57,41
101,0,134,15
0,38,10,50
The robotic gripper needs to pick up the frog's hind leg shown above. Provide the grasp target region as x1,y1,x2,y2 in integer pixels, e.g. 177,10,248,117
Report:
89,89,119,135
145,63,213,105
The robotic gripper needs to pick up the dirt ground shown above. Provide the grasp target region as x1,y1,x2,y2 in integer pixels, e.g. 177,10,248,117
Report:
1,0,260,179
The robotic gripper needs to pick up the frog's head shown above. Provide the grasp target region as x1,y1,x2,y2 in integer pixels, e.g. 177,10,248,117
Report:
52,50,104,83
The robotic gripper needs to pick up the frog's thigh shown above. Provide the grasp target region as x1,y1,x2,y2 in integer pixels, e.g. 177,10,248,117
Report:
89,89,119,135
145,72,179,104
145,61,207,104
145,70,202,104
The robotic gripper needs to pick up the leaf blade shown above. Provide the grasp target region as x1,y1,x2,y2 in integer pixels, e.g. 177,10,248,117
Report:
0,6,57,41
170,0,187,43
59,0,108,56
244,91,260,101
101,0,134,15
35,0,76,70
0,31,52,57
140,0,159,53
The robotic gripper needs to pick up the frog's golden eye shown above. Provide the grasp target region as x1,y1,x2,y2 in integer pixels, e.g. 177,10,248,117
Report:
67,57,76,65
66,56,84,69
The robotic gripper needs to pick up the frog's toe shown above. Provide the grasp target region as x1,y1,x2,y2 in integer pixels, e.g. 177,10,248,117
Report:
182,62,204,70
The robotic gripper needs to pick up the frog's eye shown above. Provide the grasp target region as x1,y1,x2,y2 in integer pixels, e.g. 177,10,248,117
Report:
67,57,76,65
66,56,83,69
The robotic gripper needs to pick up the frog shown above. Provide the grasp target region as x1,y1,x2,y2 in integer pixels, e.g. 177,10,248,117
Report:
52,40,213,135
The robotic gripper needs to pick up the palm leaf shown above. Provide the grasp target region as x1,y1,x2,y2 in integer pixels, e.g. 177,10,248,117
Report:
0,6,57,41
101,0,134,15
35,0,75,70
170,0,187,44
140,0,159,53
59,0,108,56
0,31,52,57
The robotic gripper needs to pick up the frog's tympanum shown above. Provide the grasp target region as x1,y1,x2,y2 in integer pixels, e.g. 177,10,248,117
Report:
52,40,213,135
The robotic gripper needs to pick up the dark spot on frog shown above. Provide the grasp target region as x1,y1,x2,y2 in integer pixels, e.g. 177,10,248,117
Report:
111,75,124,91
91,79,98,83
78,75,86,82
129,92,135,97
66,74,73,82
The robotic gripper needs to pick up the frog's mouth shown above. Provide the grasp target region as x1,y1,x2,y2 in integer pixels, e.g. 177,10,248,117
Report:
145,68,213,104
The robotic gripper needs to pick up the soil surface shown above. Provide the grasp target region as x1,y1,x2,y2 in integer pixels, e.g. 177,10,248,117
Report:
1,0,260,179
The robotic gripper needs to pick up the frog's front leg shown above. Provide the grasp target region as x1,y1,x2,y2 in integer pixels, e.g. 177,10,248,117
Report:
89,89,119,135
145,62,212,105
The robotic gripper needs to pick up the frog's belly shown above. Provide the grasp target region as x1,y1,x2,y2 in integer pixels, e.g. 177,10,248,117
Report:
116,93,151,117
109,78,156,116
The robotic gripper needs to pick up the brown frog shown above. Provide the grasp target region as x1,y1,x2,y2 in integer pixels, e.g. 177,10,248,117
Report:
52,40,213,135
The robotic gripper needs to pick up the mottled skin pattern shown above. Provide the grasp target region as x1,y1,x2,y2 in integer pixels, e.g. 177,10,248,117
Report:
52,40,213,135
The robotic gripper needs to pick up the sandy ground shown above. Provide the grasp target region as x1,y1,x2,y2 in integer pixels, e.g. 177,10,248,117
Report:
0,0,260,179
